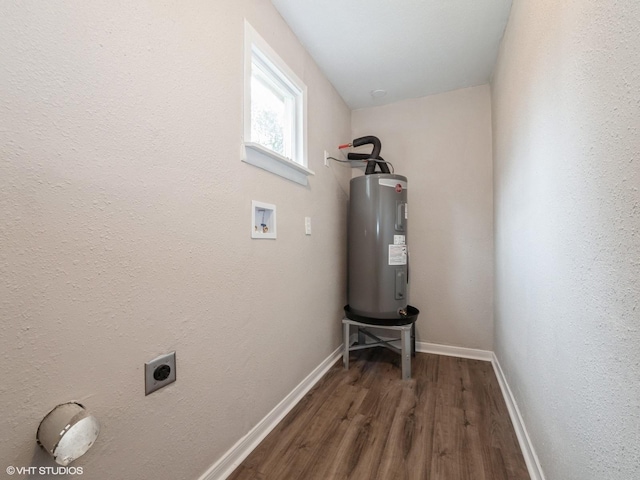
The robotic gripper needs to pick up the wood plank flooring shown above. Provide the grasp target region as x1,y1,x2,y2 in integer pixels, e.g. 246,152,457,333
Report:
228,348,530,480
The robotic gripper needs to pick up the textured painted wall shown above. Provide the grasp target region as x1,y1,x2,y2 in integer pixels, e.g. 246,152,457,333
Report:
0,1,351,478
492,1,640,478
352,85,494,350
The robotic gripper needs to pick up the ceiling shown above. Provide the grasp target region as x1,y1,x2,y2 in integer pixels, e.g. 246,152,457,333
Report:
270,0,513,110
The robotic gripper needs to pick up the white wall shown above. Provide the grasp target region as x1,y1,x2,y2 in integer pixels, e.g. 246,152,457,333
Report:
0,1,351,478
492,1,640,478
352,85,494,350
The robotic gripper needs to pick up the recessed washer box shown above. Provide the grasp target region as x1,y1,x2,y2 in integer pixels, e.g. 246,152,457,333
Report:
145,351,176,396
252,200,277,239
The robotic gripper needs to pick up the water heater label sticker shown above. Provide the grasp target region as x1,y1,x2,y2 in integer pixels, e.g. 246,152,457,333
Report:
389,245,407,265
394,235,405,245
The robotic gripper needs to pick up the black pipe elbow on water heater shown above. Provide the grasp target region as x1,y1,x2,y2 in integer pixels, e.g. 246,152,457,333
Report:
349,154,388,175
352,135,381,159
365,156,390,175
347,135,390,174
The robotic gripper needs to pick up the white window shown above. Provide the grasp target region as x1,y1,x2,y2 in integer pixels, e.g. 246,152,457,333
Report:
243,21,313,185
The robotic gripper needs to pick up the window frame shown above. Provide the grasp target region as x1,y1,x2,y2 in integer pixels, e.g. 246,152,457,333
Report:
242,20,313,185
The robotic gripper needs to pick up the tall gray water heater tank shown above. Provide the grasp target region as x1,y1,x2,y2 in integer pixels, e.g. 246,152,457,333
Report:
348,173,409,319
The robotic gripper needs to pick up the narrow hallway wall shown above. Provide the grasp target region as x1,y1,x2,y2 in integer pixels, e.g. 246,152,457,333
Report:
492,1,640,478
0,1,351,478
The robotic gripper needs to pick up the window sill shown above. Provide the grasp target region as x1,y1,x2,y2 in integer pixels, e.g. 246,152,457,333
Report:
242,142,314,186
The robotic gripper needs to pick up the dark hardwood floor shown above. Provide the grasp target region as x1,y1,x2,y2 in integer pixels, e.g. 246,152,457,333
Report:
228,348,530,480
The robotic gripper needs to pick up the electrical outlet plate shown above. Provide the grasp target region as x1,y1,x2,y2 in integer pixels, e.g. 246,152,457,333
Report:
145,351,176,396
305,216,311,235
324,150,329,167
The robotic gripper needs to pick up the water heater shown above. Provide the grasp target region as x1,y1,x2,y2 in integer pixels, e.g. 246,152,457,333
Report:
344,136,418,326
348,173,408,318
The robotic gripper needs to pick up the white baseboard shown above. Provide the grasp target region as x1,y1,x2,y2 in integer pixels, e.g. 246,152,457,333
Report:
197,345,342,480
416,341,494,361
491,353,546,480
